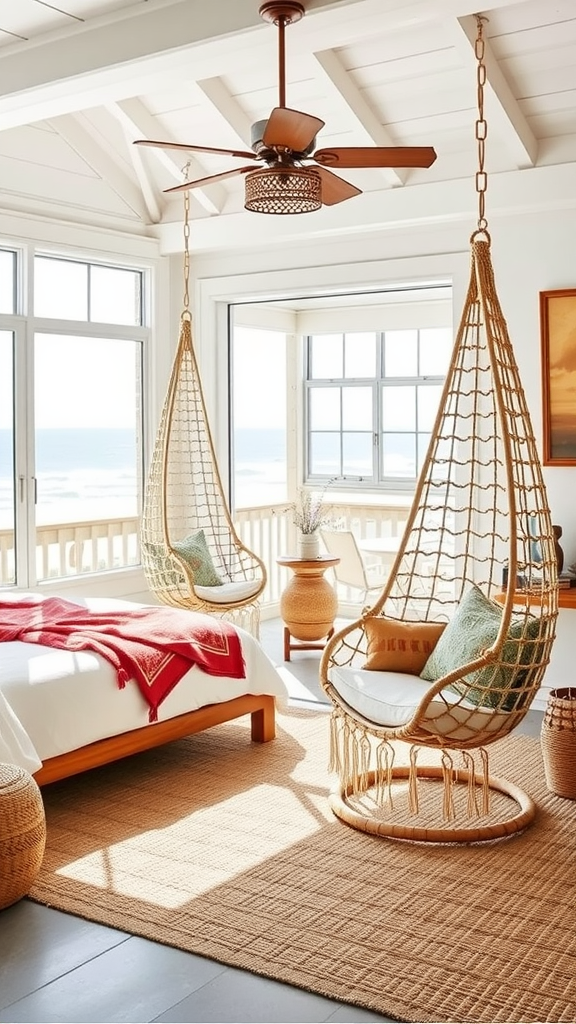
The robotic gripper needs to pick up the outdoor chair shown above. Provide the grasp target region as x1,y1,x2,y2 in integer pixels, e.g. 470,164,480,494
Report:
320,528,387,607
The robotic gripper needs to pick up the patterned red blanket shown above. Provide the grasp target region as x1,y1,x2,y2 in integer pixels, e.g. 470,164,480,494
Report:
0,596,246,721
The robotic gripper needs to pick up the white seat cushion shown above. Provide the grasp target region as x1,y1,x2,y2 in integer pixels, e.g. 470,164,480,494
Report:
330,666,510,742
195,579,262,603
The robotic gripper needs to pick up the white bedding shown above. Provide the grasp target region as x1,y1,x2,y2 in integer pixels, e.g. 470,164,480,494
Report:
0,594,288,774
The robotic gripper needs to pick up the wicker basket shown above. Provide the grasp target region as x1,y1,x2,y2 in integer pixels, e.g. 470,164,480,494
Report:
540,688,576,800
0,763,46,910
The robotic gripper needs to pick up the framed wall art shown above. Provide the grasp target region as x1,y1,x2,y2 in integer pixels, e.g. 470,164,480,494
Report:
539,288,576,466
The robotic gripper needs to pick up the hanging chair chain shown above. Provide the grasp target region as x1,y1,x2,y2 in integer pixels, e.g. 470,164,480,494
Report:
182,162,191,313
474,14,489,232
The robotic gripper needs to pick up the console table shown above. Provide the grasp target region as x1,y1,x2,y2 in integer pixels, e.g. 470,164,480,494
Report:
277,555,340,661
495,588,576,609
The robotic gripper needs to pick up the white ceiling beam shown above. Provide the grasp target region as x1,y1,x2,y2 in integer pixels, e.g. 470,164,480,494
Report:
0,0,361,128
109,97,225,216
46,112,149,219
128,145,163,226
449,14,538,168
155,159,576,255
313,48,406,187
0,0,531,131
195,77,254,150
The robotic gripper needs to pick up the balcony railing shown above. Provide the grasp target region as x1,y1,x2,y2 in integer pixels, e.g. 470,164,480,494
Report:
0,499,411,608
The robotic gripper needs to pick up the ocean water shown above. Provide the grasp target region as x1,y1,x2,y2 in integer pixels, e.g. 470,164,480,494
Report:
233,427,287,507
0,427,140,525
0,427,290,524
0,426,412,523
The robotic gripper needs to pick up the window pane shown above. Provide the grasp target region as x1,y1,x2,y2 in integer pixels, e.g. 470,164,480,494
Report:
232,326,287,508
309,387,341,429
342,386,372,429
309,432,341,476
344,333,377,377
417,384,443,430
420,328,453,375
90,265,143,326
34,333,142,580
382,385,415,430
417,432,431,474
382,433,416,478
34,257,89,319
310,335,343,378
384,330,417,376
0,250,16,314
0,331,15,585
343,432,373,476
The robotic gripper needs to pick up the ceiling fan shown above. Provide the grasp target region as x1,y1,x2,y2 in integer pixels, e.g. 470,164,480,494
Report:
134,1,437,214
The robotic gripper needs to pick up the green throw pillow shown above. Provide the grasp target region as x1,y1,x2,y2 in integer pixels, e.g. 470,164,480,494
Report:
172,529,224,587
420,583,542,711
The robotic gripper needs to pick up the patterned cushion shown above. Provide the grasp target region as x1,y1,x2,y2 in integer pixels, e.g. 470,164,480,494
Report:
172,530,224,587
363,617,446,674
420,584,541,711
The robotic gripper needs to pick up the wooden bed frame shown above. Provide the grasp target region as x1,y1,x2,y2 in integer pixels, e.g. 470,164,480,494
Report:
33,693,276,786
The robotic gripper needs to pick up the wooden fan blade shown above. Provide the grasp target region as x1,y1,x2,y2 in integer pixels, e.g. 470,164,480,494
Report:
134,139,256,160
313,146,437,169
316,167,361,206
164,165,256,194
262,107,325,152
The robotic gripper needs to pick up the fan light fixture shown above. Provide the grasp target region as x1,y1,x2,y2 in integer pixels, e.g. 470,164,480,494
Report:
244,166,321,214
133,1,437,214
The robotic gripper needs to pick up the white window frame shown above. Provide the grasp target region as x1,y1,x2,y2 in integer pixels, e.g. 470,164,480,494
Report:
0,239,162,590
303,325,450,492
195,256,468,498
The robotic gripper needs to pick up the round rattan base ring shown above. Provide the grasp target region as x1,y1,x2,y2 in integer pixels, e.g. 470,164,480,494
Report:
329,765,536,844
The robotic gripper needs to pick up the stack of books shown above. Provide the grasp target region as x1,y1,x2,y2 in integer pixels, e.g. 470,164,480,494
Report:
558,572,576,590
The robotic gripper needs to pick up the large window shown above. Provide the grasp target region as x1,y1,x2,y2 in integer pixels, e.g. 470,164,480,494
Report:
231,324,288,509
305,326,452,488
0,248,148,588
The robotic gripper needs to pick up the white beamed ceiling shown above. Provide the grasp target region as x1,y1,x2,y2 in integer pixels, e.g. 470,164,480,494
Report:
0,0,575,253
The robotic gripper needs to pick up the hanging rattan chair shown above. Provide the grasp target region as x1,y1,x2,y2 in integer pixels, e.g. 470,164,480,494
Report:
319,232,558,842
319,20,557,843
140,191,266,634
141,312,266,634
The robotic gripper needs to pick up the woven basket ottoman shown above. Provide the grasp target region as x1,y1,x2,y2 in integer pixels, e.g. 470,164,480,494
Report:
541,687,576,799
0,763,46,910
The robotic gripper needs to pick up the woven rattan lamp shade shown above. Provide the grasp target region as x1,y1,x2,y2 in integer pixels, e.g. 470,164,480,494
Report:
0,763,46,910
244,167,321,214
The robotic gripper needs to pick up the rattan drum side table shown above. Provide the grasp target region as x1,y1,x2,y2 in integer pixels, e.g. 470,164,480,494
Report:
277,554,339,661
0,763,46,910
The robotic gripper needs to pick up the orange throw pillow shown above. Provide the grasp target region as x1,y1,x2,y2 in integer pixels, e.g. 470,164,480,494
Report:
363,617,447,674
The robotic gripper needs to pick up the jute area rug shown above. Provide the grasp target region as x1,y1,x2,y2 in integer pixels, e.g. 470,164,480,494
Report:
30,708,576,1024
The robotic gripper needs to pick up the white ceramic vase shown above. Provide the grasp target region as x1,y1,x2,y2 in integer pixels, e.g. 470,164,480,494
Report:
298,530,320,559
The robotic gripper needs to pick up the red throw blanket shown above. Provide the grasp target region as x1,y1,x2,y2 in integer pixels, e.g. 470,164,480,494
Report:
0,596,246,721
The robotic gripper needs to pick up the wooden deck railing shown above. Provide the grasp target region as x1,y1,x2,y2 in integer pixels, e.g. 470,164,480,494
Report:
0,499,411,607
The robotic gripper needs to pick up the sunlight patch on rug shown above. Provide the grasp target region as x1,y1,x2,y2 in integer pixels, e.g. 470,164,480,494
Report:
55,780,328,908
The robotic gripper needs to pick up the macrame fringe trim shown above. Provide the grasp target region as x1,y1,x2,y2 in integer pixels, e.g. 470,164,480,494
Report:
329,710,492,820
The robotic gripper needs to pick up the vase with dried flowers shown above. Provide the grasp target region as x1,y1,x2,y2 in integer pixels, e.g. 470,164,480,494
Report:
291,484,333,559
